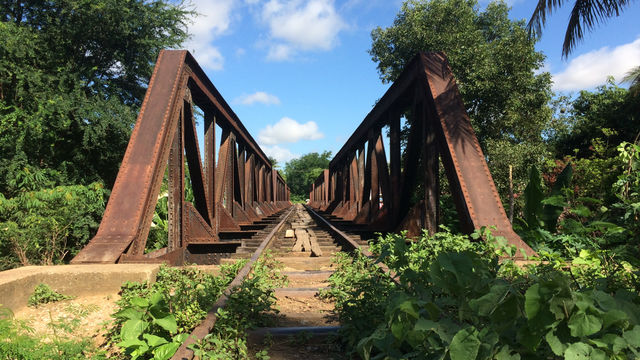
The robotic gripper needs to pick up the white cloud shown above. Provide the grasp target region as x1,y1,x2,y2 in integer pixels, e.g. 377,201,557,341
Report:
234,91,281,105
266,44,295,61
552,38,640,91
260,0,346,60
261,145,299,163
184,0,235,70
258,117,324,145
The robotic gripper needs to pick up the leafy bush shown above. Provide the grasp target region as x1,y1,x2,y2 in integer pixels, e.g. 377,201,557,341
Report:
323,230,640,360
0,182,107,270
107,262,245,359
113,291,187,360
189,252,287,359
516,142,640,262
28,283,73,307
114,263,244,335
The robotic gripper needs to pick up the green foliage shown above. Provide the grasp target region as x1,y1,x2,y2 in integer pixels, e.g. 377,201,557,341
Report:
551,80,640,160
28,284,73,307
514,142,640,261
283,151,331,199
189,252,287,359
521,164,573,233
0,1,192,193
114,292,188,360
0,306,102,359
323,230,640,360
0,182,107,270
116,263,244,334
146,169,195,253
108,263,246,359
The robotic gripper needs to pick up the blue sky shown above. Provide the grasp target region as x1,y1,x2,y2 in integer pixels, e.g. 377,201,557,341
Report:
182,0,640,165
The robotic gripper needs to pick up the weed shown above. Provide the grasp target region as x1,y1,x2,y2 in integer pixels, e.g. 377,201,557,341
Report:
28,283,73,307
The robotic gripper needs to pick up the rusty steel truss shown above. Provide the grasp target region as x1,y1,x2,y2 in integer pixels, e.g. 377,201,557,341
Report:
73,50,290,264
308,52,535,256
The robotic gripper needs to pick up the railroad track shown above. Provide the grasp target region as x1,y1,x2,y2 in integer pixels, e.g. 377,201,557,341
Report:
172,203,373,360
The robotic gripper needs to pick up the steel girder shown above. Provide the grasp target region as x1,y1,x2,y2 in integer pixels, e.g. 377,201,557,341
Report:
308,52,535,257
72,50,290,264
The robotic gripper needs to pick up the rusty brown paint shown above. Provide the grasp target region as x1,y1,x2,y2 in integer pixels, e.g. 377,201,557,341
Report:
308,52,535,257
73,50,290,264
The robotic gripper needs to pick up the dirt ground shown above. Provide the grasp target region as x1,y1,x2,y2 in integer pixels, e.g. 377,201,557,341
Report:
13,292,120,346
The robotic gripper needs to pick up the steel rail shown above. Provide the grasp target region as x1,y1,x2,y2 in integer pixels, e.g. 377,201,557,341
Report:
303,205,399,284
172,205,295,360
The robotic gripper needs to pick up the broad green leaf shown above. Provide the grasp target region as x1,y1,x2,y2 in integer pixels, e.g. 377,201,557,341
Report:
121,319,148,340
568,312,602,337
602,309,628,330
149,291,163,307
545,330,567,356
623,325,640,347
434,318,460,344
143,333,168,347
525,283,556,331
173,333,189,343
114,307,143,320
469,282,509,316
116,337,146,350
130,297,149,308
449,327,480,360
494,346,521,360
130,342,150,360
154,315,177,334
153,342,180,360
564,342,592,360
517,324,545,351
414,318,438,332
524,284,543,320
390,317,408,340
477,328,499,359
396,299,419,318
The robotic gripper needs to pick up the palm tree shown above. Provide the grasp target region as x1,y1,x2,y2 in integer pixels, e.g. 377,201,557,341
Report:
623,65,640,96
527,0,635,58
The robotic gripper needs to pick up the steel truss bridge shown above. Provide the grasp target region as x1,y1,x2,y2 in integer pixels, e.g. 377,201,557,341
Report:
73,50,534,265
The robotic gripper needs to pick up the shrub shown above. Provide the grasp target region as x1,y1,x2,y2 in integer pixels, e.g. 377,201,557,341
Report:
0,182,107,270
28,283,73,307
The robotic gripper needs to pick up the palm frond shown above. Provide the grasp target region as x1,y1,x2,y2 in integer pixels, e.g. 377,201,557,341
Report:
528,0,635,57
622,65,640,96
527,0,566,38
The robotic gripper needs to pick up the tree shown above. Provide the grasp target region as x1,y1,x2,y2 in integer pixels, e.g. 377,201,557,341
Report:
284,151,332,200
0,0,191,196
551,79,640,158
623,66,640,97
527,0,635,58
268,156,279,169
369,0,553,203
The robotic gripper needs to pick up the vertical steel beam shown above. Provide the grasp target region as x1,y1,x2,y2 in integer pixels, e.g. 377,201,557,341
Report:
168,109,184,251
204,110,216,225
389,113,401,224
423,98,439,235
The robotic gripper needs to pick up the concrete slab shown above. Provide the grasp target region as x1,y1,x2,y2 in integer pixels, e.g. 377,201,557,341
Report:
0,264,161,312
